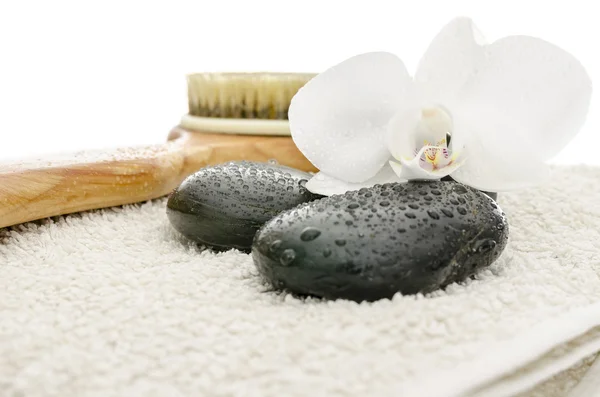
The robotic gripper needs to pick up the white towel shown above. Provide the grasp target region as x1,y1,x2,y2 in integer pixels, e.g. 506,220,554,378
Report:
1,165,600,397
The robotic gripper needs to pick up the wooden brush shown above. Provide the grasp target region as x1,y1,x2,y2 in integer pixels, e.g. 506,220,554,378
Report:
0,72,317,229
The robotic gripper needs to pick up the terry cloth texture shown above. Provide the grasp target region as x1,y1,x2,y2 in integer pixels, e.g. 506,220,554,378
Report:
1,165,600,397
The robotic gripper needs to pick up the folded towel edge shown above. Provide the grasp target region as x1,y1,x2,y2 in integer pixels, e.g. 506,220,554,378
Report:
401,300,600,397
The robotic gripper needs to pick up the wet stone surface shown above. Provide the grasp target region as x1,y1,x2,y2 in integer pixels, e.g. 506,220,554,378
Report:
252,180,509,302
166,161,322,253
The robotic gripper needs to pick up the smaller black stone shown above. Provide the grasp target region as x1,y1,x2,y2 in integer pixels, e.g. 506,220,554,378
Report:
166,161,322,252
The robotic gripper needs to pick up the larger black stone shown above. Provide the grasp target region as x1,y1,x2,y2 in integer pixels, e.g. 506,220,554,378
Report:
252,181,508,302
167,161,321,252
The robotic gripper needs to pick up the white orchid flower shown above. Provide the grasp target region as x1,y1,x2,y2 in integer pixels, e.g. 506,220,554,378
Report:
289,17,592,196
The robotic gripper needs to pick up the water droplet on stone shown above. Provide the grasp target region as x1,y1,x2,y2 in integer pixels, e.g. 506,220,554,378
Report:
323,248,332,258
280,249,296,266
441,209,454,218
380,201,390,207
300,227,321,242
347,203,359,210
269,240,282,252
457,207,467,215
335,239,347,246
405,213,416,219
409,203,419,210
427,210,440,220
268,159,278,165
453,185,468,194
478,239,497,253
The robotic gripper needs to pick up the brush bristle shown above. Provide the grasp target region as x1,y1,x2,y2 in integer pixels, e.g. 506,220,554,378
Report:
186,72,315,120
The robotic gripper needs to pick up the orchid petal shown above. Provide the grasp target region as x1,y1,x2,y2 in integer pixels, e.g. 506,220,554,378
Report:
450,131,551,191
448,109,551,191
289,52,415,183
415,17,486,105
457,35,592,161
386,107,422,161
306,164,403,196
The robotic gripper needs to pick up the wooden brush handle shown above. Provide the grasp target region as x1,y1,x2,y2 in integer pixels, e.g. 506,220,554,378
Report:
0,127,316,229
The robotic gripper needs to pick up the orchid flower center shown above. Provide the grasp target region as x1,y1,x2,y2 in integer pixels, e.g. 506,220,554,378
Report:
388,104,465,181
410,106,456,172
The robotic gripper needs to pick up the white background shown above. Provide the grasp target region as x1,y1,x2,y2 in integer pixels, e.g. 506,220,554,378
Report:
0,0,597,164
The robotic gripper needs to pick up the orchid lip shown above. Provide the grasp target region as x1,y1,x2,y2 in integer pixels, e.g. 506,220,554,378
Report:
388,104,464,180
